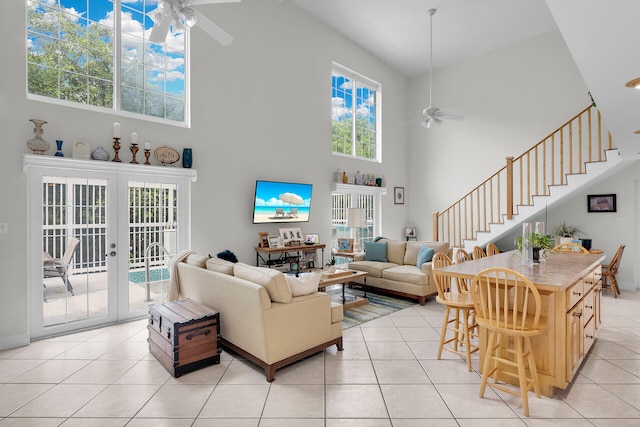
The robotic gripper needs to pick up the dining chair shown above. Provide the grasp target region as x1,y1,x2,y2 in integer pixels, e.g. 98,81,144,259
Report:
602,244,625,297
43,237,80,298
472,246,487,260
470,267,545,417
432,252,478,372
550,243,589,254
455,248,471,264
486,242,500,256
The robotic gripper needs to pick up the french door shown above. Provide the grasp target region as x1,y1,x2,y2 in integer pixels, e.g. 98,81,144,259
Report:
26,156,194,339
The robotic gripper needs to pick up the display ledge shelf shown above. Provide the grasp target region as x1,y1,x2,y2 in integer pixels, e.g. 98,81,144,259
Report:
23,154,197,182
331,183,387,195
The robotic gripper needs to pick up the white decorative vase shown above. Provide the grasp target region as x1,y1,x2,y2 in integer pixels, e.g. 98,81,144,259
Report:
26,119,50,155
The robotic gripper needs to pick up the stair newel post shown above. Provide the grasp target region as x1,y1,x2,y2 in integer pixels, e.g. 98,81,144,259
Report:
506,156,514,220
433,212,439,242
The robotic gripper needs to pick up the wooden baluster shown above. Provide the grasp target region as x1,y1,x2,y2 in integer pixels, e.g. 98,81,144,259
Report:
506,156,513,220
588,107,593,162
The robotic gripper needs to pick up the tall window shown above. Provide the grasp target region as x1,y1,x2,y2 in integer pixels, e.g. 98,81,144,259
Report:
332,63,381,161
27,0,187,124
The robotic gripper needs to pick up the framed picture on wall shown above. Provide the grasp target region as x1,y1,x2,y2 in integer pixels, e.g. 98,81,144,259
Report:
394,187,405,204
587,194,616,212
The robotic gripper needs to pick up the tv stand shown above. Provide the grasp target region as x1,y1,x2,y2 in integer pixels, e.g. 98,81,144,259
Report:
255,243,325,271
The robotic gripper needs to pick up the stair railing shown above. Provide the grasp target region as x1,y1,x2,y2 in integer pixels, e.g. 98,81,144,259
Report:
433,105,613,248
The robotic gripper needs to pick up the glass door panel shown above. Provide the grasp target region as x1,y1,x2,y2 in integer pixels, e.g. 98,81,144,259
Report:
38,173,118,336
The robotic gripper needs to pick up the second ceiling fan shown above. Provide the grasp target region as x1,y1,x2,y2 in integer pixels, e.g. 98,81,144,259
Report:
421,8,464,128
148,0,240,45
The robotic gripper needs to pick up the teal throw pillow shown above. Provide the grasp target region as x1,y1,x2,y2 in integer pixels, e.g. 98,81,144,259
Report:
364,241,387,262
417,246,435,268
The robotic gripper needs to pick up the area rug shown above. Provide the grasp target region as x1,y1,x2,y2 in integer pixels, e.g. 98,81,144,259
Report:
329,288,417,329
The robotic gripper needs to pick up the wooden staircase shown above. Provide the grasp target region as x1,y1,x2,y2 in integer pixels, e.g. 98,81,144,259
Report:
432,105,621,251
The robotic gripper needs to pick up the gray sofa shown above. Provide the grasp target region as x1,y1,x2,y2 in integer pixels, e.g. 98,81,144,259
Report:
348,239,450,305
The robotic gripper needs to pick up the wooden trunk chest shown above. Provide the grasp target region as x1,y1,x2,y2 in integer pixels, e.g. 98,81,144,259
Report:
148,298,221,377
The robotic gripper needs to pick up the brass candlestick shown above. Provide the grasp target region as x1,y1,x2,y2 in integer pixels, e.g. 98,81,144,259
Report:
112,137,121,162
144,149,151,165
130,143,139,164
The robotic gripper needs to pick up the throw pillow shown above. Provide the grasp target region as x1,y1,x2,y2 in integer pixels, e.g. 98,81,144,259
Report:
364,241,388,262
285,272,321,297
233,263,292,303
205,257,235,275
417,246,435,268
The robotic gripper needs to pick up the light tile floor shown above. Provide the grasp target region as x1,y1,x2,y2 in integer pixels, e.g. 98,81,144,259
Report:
2,289,640,426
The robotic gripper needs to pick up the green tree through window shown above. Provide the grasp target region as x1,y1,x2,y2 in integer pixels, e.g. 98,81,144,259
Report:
27,0,186,123
331,63,380,161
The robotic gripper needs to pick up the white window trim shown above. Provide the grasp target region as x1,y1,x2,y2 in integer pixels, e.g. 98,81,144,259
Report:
331,183,386,238
332,62,382,163
25,0,191,128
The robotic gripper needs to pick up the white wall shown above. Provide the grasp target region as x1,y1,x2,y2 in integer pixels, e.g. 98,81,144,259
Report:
407,31,591,238
0,0,410,347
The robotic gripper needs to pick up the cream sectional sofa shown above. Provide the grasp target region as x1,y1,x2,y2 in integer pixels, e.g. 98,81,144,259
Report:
172,254,343,381
348,239,450,305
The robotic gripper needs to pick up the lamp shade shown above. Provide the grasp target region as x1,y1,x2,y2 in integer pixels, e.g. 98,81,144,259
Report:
347,208,366,228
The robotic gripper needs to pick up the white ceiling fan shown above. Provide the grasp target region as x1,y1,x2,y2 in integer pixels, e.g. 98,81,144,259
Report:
420,8,464,128
148,0,241,45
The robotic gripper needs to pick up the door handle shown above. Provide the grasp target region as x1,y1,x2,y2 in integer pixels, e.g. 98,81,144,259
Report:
108,251,116,257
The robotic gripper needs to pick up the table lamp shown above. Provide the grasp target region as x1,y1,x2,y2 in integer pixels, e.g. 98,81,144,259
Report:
347,207,366,251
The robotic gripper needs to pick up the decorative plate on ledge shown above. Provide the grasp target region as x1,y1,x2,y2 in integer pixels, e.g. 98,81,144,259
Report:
154,146,180,165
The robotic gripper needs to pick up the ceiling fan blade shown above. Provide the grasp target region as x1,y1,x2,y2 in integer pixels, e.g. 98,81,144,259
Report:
439,113,465,121
149,17,172,43
398,116,426,126
193,9,234,45
190,0,241,5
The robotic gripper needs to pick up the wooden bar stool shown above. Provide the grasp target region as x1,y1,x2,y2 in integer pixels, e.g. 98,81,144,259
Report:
455,248,471,264
470,267,545,417
550,243,589,253
432,252,478,371
486,242,500,256
472,246,487,259
602,245,625,297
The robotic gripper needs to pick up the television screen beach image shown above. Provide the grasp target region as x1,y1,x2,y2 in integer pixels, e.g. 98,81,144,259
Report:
253,180,313,224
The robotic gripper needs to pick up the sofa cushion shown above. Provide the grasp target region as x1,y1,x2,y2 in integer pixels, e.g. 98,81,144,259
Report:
185,253,209,268
206,257,235,275
364,241,387,262
233,263,292,303
385,239,407,265
417,246,435,268
404,241,450,265
382,265,428,285
348,261,398,278
285,272,321,297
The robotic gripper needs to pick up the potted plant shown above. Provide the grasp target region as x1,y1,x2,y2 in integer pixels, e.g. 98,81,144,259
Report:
551,222,584,245
325,255,337,273
517,232,554,262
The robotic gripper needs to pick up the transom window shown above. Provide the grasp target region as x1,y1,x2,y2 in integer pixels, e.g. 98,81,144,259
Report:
27,0,188,124
331,63,381,161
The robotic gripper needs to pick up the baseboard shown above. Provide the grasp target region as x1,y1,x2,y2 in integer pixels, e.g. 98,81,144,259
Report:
0,332,30,351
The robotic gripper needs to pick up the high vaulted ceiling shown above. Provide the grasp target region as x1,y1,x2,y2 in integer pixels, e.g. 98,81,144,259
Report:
292,0,558,78
292,0,640,159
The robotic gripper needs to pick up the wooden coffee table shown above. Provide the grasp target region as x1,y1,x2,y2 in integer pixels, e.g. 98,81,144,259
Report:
318,270,368,310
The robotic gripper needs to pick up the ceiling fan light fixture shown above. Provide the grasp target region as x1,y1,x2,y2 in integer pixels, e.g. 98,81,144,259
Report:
179,7,197,27
625,77,640,89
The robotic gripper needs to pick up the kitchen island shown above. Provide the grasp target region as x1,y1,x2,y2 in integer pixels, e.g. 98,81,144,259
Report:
436,250,604,397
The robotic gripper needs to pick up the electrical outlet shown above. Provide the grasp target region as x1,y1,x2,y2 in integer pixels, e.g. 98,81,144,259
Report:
0,223,7,234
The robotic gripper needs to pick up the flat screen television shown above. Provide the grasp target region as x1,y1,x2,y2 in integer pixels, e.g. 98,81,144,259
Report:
253,180,313,224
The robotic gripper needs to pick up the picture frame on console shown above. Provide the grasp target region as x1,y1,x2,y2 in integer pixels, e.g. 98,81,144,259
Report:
268,235,282,248
337,238,354,253
279,227,303,246
258,232,270,248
